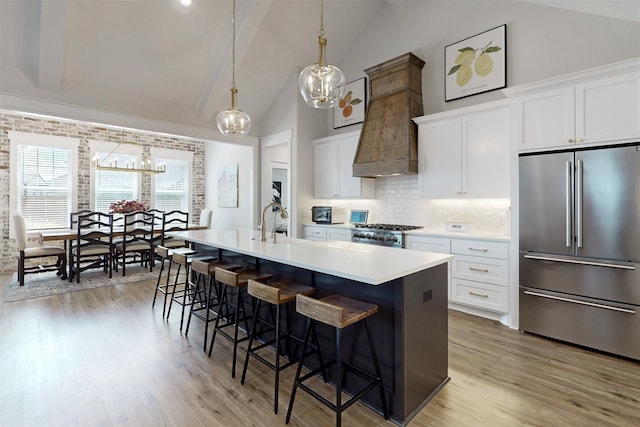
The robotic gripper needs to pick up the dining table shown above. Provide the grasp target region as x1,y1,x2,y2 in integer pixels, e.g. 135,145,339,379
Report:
40,223,207,281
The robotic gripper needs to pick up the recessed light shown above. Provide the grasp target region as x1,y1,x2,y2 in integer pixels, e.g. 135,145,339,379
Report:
180,0,191,7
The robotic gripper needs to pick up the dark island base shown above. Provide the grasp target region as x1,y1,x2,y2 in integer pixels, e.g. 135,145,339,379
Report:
197,245,449,425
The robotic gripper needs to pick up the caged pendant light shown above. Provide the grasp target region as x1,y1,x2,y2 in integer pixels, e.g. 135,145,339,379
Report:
298,0,345,109
217,0,251,136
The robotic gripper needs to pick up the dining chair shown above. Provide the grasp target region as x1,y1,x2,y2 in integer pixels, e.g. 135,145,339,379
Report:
199,208,212,229
13,213,67,286
70,211,114,283
161,210,190,249
114,211,154,276
70,210,92,229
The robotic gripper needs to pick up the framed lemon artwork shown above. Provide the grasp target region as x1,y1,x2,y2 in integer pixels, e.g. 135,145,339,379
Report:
333,77,367,129
445,24,506,102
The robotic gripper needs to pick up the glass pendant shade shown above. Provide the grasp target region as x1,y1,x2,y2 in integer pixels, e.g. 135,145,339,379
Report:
299,1,345,109
217,88,251,136
299,61,345,109
216,0,251,137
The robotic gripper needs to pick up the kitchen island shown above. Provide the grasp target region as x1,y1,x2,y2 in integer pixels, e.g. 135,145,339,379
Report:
170,229,452,425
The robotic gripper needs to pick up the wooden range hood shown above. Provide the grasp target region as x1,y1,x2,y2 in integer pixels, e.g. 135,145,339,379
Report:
353,52,425,177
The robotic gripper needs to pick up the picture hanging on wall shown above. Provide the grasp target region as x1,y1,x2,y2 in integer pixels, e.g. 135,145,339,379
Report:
333,77,367,129
445,24,506,101
217,163,238,208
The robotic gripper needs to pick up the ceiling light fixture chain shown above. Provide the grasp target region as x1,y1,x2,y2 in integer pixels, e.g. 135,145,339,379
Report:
298,0,345,109
216,0,251,137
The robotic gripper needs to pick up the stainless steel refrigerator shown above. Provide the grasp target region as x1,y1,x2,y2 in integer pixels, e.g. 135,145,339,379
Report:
519,143,640,360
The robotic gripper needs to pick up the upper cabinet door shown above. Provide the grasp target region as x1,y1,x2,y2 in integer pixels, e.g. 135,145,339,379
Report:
313,131,375,199
417,118,462,197
314,140,338,198
576,72,640,144
464,107,511,197
518,86,575,150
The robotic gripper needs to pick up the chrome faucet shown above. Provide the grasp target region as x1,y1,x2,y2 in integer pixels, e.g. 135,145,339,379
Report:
261,201,288,242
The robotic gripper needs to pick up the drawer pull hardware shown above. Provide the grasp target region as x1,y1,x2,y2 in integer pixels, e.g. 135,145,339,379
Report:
468,247,488,252
469,291,489,298
523,290,636,314
469,267,489,273
524,254,635,270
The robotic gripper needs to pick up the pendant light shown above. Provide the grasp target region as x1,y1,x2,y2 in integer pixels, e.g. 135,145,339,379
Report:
217,0,251,136
298,0,345,109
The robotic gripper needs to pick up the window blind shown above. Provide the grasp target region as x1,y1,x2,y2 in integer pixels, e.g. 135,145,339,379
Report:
94,152,139,212
155,158,189,212
17,145,72,230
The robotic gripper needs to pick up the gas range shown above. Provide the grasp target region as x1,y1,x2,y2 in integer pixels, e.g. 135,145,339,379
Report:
351,223,423,248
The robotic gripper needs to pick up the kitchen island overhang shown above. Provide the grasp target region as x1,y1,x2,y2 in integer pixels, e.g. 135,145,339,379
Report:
169,229,452,425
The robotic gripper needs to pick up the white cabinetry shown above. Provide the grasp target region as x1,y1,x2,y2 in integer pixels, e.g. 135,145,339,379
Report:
450,239,509,313
303,225,351,242
303,226,327,241
505,59,640,151
414,101,510,198
313,131,375,199
406,233,510,316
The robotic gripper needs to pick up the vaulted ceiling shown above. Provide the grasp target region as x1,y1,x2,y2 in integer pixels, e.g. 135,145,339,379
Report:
1,0,638,139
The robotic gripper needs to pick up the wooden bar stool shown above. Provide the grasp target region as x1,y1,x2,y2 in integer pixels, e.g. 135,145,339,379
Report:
286,294,389,427
152,245,196,318
208,266,273,378
167,250,217,331
240,279,320,414
185,258,242,352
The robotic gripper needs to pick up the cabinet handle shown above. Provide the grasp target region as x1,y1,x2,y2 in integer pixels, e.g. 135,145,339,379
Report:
469,267,489,273
469,291,489,298
576,138,583,142
468,247,488,252
568,138,575,143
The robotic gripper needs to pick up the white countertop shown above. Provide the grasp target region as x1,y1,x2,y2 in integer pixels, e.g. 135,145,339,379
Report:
170,229,452,286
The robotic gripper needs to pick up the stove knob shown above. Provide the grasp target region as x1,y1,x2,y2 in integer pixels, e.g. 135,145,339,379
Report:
385,235,393,241
354,232,362,238
392,236,398,242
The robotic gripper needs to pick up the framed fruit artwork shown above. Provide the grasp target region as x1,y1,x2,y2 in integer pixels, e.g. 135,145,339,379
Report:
333,77,367,129
445,24,506,102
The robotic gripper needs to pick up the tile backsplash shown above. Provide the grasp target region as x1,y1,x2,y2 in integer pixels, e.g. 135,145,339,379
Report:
311,175,511,236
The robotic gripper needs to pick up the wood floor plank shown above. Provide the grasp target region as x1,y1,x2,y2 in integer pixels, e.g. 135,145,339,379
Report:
1,274,638,426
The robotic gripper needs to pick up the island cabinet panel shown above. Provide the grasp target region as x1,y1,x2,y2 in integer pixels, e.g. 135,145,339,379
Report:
183,229,451,426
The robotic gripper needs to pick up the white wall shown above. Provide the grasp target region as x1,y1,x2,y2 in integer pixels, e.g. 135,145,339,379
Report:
327,0,640,135
205,139,259,230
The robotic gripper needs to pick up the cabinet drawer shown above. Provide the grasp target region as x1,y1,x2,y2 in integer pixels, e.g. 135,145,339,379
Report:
304,227,326,240
451,278,509,313
451,239,508,259
405,236,451,254
452,255,508,285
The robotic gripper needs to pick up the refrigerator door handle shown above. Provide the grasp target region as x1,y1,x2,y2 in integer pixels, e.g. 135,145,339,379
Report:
565,160,572,248
524,253,636,270
576,159,583,248
523,290,636,314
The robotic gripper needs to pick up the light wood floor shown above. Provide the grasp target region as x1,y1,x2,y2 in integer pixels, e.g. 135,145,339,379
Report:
1,274,639,427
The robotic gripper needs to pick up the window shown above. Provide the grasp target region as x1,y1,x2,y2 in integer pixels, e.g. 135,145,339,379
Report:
152,148,192,213
9,131,78,231
93,153,139,212
89,141,141,212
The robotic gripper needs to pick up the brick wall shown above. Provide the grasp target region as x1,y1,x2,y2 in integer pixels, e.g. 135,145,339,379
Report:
0,112,206,275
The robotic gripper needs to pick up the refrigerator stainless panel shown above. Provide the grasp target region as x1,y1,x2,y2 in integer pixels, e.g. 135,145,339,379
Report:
520,287,639,361
519,151,575,256
577,145,640,262
520,252,640,305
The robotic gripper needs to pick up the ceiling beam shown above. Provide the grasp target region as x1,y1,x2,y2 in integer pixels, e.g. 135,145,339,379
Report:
197,0,272,122
37,0,68,91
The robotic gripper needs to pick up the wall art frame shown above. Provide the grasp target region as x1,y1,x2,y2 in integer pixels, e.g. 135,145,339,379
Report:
445,24,506,102
217,163,238,208
333,77,367,129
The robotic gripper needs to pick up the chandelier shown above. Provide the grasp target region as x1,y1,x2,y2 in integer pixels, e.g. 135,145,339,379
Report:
216,0,252,136
298,0,345,109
